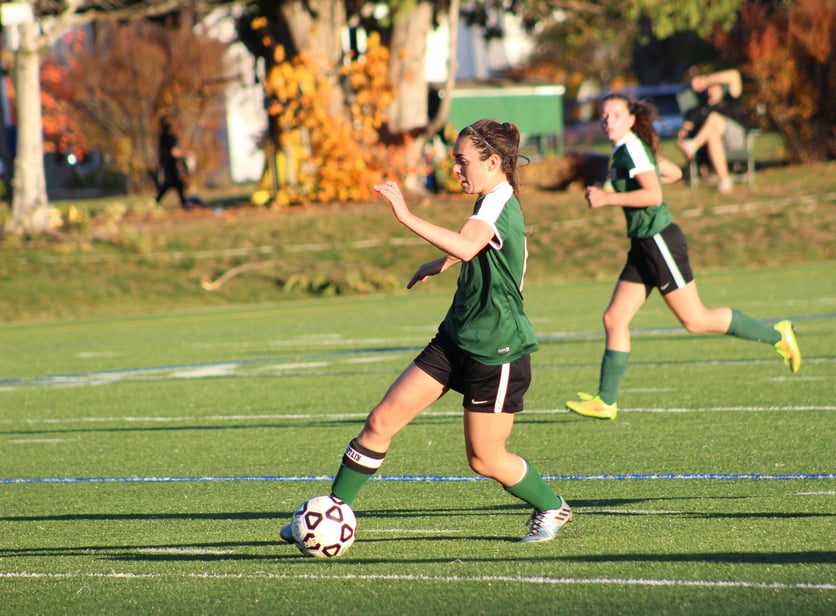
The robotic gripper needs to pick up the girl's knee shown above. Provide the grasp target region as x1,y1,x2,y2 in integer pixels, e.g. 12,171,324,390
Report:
680,313,717,334
467,454,495,479
603,308,630,332
363,406,396,440
681,318,704,334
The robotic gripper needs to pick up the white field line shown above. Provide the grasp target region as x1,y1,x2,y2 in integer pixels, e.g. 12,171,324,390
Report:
1,405,834,428
596,509,684,515
135,547,238,555
0,571,833,591
1,354,832,394
362,528,463,534
7,438,76,444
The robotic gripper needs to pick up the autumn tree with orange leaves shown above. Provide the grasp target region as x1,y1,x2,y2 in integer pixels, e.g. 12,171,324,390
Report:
252,22,399,206
736,0,834,162
46,18,229,193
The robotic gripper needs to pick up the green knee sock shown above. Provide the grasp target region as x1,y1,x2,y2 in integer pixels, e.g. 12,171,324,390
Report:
331,464,372,506
598,349,630,405
504,459,562,512
330,439,386,505
726,308,781,344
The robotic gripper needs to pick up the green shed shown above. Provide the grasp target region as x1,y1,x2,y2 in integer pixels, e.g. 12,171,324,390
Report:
446,84,566,154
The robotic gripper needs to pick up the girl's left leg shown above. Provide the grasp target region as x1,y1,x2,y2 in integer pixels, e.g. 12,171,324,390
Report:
663,280,733,333
663,281,800,371
464,410,571,542
664,281,779,340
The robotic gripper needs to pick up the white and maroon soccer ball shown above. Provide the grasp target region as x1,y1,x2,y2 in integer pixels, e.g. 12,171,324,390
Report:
290,495,357,558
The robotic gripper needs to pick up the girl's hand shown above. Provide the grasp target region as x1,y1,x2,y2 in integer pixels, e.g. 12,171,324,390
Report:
585,186,610,209
407,257,448,289
373,181,409,222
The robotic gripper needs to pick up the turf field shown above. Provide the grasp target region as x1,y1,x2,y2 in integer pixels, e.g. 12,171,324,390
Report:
1,262,833,615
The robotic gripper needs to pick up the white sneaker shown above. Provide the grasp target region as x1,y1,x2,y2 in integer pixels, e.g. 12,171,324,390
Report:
519,499,573,543
280,523,295,544
718,178,733,194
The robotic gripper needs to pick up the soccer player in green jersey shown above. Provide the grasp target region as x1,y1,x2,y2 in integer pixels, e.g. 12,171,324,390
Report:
566,94,801,420
281,119,571,545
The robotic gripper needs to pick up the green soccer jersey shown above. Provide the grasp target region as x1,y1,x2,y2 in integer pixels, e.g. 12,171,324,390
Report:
441,182,540,365
609,132,673,238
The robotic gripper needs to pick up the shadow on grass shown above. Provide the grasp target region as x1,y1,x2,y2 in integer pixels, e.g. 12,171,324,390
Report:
5,495,830,525
2,540,832,566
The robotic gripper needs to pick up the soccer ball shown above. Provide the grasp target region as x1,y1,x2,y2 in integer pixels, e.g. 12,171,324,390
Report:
290,495,357,558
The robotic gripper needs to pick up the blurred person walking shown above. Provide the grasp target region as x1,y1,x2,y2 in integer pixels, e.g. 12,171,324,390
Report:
155,115,194,208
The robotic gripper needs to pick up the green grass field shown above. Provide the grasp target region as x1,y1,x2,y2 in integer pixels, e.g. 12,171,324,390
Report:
1,262,833,614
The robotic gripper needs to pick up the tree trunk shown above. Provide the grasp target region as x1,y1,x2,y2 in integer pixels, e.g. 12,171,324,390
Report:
387,1,434,193
426,0,459,139
8,18,49,235
280,0,347,119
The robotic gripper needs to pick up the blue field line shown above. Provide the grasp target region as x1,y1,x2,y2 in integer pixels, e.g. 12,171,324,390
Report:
2,472,833,485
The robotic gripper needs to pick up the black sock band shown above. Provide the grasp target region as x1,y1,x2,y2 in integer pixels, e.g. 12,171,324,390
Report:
341,438,386,475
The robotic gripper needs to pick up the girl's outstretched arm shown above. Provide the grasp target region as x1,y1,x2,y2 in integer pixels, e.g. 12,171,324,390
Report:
373,181,493,262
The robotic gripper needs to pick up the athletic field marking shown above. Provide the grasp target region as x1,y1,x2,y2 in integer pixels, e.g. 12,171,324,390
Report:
597,509,683,515
8,438,75,444
2,354,832,392
362,528,463,534
1,312,832,393
1,405,833,429
0,571,832,591
2,472,832,485
135,547,237,555
345,356,393,364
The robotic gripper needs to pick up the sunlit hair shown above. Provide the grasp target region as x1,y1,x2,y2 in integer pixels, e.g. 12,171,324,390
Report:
460,119,522,196
603,93,661,156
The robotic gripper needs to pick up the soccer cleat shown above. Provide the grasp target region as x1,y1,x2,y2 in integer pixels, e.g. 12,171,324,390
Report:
773,320,801,373
520,499,573,543
280,523,295,544
566,392,617,420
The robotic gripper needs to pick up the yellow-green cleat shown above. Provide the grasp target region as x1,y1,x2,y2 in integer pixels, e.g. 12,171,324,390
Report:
773,320,801,373
566,392,617,420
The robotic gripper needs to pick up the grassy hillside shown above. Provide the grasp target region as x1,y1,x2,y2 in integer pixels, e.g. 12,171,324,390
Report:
0,160,833,323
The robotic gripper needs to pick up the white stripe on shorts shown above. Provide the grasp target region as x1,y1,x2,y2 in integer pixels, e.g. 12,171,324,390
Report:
652,232,686,289
493,363,511,413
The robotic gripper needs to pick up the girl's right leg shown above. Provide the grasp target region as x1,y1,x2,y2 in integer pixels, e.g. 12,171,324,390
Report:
567,280,647,418
281,363,444,544
463,410,571,543
331,362,446,505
